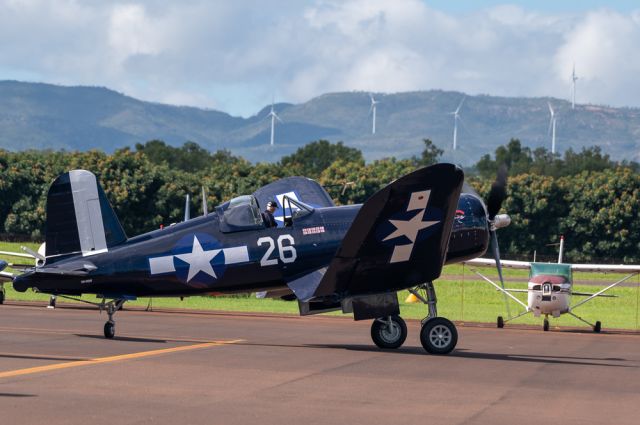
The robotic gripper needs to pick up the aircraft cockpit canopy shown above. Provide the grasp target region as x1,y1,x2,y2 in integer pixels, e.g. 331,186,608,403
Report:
218,195,264,233
280,196,314,226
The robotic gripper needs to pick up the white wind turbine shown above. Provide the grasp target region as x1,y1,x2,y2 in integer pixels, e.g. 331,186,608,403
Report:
267,103,282,146
450,96,465,150
548,102,557,154
369,94,379,134
571,63,578,109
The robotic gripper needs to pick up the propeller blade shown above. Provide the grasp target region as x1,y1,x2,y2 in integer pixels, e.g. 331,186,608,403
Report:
490,229,512,319
486,164,508,220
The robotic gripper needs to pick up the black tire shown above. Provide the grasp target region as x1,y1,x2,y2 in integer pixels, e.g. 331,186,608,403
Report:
49,296,56,308
104,321,115,339
0,290,5,305
420,317,458,355
371,316,407,349
594,321,601,333
543,319,550,332
497,316,504,328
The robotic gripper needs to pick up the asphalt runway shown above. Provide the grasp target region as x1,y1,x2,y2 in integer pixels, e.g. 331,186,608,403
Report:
1,303,639,425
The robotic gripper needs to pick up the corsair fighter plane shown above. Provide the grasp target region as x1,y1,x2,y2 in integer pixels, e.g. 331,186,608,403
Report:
1,164,508,354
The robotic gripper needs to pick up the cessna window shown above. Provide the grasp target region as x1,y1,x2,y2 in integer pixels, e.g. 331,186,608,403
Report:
218,195,265,233
280,196,314,227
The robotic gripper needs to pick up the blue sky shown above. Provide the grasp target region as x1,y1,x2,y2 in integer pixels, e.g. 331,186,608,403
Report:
0,1,638,117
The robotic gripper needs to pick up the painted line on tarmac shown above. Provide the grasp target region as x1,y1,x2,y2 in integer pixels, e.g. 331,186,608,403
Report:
0,326,235,343
0,339,243,380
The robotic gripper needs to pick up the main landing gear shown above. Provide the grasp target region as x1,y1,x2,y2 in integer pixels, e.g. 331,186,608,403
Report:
370,281,458,355
0,284,5,305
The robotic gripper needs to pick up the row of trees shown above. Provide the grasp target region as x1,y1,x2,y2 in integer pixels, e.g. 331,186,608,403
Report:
0,139,638,262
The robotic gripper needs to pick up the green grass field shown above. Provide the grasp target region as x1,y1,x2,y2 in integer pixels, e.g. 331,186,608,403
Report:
2,241,640,330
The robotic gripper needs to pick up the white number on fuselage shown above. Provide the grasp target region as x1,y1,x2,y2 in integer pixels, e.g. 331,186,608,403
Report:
258,235,297,266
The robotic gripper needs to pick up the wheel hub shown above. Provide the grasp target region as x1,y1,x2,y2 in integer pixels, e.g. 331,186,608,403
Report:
429,325,451,348
380,322,401,343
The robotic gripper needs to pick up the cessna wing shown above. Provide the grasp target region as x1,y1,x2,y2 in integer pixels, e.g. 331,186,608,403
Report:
0,250,35,259
465,257,531,270
570,264,640,273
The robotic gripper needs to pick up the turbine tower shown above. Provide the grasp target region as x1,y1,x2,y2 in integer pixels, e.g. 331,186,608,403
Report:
571,63,578,109
268,103,282,146
548,102,557,154
451,96,465,150
369,94,379,134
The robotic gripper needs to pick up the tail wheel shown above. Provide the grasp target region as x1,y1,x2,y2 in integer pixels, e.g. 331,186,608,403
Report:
420,317,458,355
497,316,504,328
104,321,115,339
0,290,4,305
594,321,601,333
543,319,550,332
371,316,407,349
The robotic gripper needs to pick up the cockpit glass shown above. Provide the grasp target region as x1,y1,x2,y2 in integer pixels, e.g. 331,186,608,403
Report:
218,195,264,232
280,196,314,226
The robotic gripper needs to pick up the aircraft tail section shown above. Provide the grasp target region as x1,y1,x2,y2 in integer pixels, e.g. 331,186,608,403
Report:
311,163,463,300
45,170,127,259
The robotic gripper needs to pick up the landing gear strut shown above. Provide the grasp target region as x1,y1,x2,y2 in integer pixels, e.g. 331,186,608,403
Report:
568,311,601,333
101,299,126,339
409,281,458,354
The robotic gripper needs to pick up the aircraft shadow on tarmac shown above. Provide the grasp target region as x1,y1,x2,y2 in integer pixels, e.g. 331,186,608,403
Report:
0,353,89,362
0,393,37,398
257,342,635,368
74,334,170,344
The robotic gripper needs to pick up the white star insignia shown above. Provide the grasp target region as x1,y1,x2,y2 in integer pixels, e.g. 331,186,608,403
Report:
383,210,439,243
175,236,222,282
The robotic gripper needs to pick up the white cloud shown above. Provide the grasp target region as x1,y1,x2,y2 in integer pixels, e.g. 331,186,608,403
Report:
555,9,640,107
0,0,638,116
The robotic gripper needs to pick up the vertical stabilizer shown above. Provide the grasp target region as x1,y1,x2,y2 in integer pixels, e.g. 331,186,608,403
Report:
45,170,127,258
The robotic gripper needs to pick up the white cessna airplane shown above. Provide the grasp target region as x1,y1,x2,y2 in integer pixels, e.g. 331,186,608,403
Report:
465,236,640,332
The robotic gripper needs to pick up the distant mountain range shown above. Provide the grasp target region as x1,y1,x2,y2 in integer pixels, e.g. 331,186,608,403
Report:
1,81,638,164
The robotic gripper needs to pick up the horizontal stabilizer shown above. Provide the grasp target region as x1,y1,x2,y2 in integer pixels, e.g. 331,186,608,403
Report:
572,291,616,298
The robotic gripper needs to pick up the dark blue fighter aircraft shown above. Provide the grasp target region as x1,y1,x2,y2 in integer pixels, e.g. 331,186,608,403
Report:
1,163,509,354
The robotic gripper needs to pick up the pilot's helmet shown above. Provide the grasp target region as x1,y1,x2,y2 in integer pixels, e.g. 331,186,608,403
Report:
266,201,278,209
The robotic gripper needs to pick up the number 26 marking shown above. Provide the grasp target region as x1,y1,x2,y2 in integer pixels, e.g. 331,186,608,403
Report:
258,235,297,266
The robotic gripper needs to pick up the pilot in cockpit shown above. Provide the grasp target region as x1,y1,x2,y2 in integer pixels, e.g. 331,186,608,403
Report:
262,200,278,228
